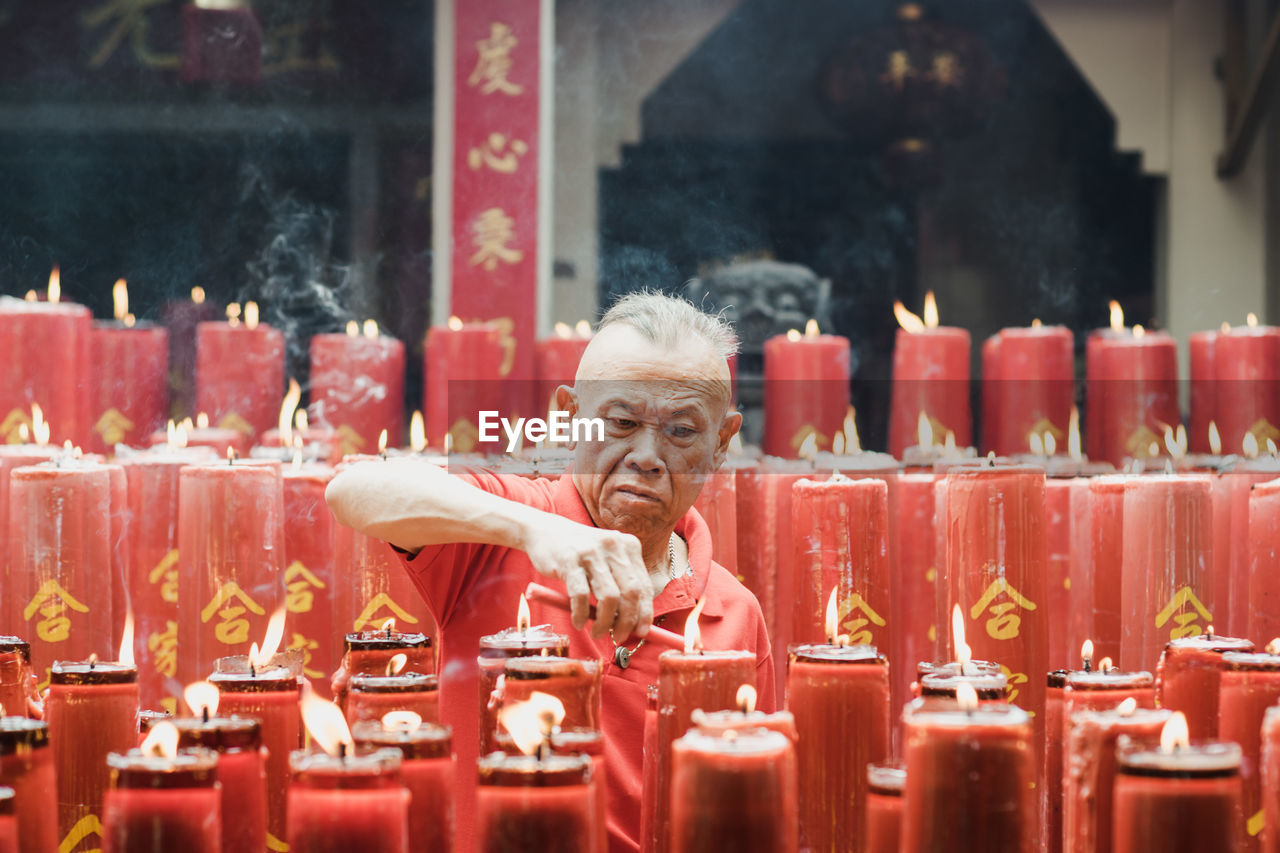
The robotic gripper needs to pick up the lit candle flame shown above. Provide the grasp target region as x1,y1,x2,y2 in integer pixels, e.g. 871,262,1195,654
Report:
382,710,422,731
517,595,531,633
1044,431,1056,457
380,617,396,633
894,301,925,334
785,328,802,342
554,321,572,340
832,432,844,456
378,429,389,454
244,302,259,330
278,379,301,447
1248,312,1259,327
1209,421,1222,456
1270,438,1279,457
191,286,205,305
410,412,426,453
575,320,592,338
1028,431,1044,457
944,430,957,453
226,303,241,326
1160,711,1189,752
184,681,220,718
1081,639,1094,670
197,412,210,429
1109,300,1124,332
1267,638,1280,656
385,653,407,677
1098,656,1114,673
295,409,308,432
112,279,129,322
804,319,820,338
825,587,840,645
17,424,27,442
1132,324,1145,338
47,266,60,303
447,315,464,331
1117,697,1137,716
1221,321,1231,334
23,290,35,302
363,319,378,339
736,684,757,714
140,720,179,759
499,691,565,757
250,606,287,670
1244,432,1260,459
955,682,978,712
923,291,939,328
346,320,358,336
917,411,934,448
952,604,970,667
684,597,707,654
797,433,819,461
301,689,354,757
118,611,135,666
30,404,50,446
1031,318,1042,329
843,407,860,453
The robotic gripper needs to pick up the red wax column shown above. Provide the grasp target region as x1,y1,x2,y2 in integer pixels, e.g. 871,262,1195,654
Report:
423,321,508,453
1064,706,1171,853
177,460,283,684
762,329,851,458
286,749,409,853
982,334,1002,453
990,326,1074,458
655,649,757,853
786,644,890,853
1218,652,1280,849
901,699,1036,853
173,717,267,853
791,475,890,652
1264,707,1280,853
1190,330,1219,454
1064,670,1157,716
46,662,140,848
118,447,217,711
1113,739,1244,852
499,657,600,733
942,464,1047,752
919,667,1010,703
1046,670,1068,853
534,330,591,416
488,729,606,853
1045,477,1074,669
161,290,218,421
1216,324,1280,458
692,466,737,571
282,463,338,694
475,753,595,852
352,721,454,853
1157,633,1254,740
87,320,169,454
309,331,406,457
1072,476,1127,665
476,626,569,756
1224,458,1280,640
180,2,261,84
889,324,972,458
0,445,57,632
1251,479,1280,643
334,504,437,647
0,787,14,853
0,296,91,447
209,667,302,849
1120,474,1214,671
896,473,941,712
670,728,797,853
346,675,440,727
336,631,434,693
866,762,905,853
0,639,34,720
10,461,116,684
102,747,221,853
195,317,285,440
147,426,251,458
0,717,56,853
1093,331,1180,467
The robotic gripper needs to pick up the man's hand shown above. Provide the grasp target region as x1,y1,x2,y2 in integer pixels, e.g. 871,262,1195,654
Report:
522,515,653,643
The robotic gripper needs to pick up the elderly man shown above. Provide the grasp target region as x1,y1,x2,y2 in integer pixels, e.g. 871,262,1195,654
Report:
326,291,773,852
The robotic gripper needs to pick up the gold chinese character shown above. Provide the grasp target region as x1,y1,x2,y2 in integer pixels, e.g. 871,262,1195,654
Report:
336,425,365,457
469,208,524,270
838,592,887,646
1125,425,1162,459
288,632,325,680
23,580,90,643
969,578,1037,641
59,814,104,853
353,593,419,632
285,562,326,614
147,620,178,678
931,51,963,87
468,21,524,96
1000,665,1029,704
93,407,134,447
200,582,266,646
882,50,913,91
262,20,341,78
148,549,179,604
1155,586,1212,641
491,316,518,377
217,412,254,436
0,408,31,444
79,0,178,70
1248,418,1280,447
468,133,528,174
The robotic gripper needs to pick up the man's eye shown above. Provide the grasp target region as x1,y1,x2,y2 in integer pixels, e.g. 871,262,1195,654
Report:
669,425,696,439
611,418,636,429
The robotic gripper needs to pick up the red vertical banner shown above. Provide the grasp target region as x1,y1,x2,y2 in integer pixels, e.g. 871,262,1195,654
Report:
448,0,546,421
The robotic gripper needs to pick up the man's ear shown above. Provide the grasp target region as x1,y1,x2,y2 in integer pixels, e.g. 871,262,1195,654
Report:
713,409,743,469
554,384,577,417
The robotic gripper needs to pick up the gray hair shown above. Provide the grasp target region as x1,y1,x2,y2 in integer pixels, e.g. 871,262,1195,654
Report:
597,290,738,361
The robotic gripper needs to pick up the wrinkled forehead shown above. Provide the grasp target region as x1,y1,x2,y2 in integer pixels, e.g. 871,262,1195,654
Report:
574,326,731,411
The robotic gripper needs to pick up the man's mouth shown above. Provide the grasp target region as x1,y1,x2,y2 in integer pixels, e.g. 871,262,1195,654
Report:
615,485,662,503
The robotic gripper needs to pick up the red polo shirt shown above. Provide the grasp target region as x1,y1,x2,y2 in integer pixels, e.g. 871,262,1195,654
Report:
396,469,774,853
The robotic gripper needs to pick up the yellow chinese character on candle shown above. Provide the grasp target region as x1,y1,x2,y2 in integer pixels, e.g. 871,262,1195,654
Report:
147,550,180,604
0,409,32,444
1000,665,1029,704
837,591,887,646
287,632,325,680
285,562,326,614
79,0,178,70
23,580,90,643
200,582,266,645
468,133,528,174
93,408,135,446
353,593,419,632
468,21,524,96
969,578,1037,641
1155,587,1213,641
336,425,366,457
469,208,525,270
147,620,178,678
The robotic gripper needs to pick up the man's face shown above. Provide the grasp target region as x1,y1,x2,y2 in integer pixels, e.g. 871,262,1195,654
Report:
562,325,740,543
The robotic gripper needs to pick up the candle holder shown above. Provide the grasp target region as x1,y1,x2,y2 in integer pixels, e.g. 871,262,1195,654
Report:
353,720,454,853
477,625,569,756
346,673,440,727
0,717,56,852
0,638,32,719
103,748,221,853
1064,669,1156,713
865,761,906,853
287,749,410,852
475,752,595,852
343,630,434,677
1112,738,1243,850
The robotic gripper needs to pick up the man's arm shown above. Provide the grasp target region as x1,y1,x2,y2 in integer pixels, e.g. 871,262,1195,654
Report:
325,459,653,641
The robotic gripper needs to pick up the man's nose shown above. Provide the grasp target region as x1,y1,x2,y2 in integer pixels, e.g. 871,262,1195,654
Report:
625,425,665,475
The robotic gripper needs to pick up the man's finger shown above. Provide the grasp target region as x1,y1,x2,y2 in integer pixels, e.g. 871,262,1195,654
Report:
584,551,621,640
561,563,593,631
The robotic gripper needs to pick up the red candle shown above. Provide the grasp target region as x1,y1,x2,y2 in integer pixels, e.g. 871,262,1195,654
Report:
762,325,851,458
1064,669,1157,716
0,787,14,853
172,716,267,853
345,674,440,728
499,657,600,732
534,324,591,417
353,720,454,853
475,753,595,852
786,644,890,853
987,325,1074,458
1090,329,1179,467
1157,633,1253,740
1063,705,1171,853
10,461,117,685
0,717,56,853
1262,706,1280,853
1215,322,1280,459
0,444,57,632
1189,329,1219,454
87,305,169,454
896,473,941,712
1112,732,1243,852
901,698,1036,852
476,623,569,756
177,460,284,683
0,286,91,447
1217,651,1280,849
282,463,338,693
981,334,1002,453
309,327,406,456
1071,476,1127,665
655,648,757,853
1046,670,1069,853
423,319,509,453
102,746,221,853
46,661,140,848
0,640,35,720
334,517,437,651
1045,477,1074,669
1251,479,1280,644
866,762,905,853
1120,474,1214,671
669,728,797,853
160,288,218,421
919,668,1009,702
286,749,409,853
491,728,607,853
195,308,285,440
209,666,301,848
179,1,261,84
888,296,971,458
147,422,251,458
691,466,737,571
1224,458,1280,640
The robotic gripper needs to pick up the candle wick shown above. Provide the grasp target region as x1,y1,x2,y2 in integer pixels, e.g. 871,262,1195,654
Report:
202,706,209,723
249,662,256,678
1083,658,1091,673
339,742,347,760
